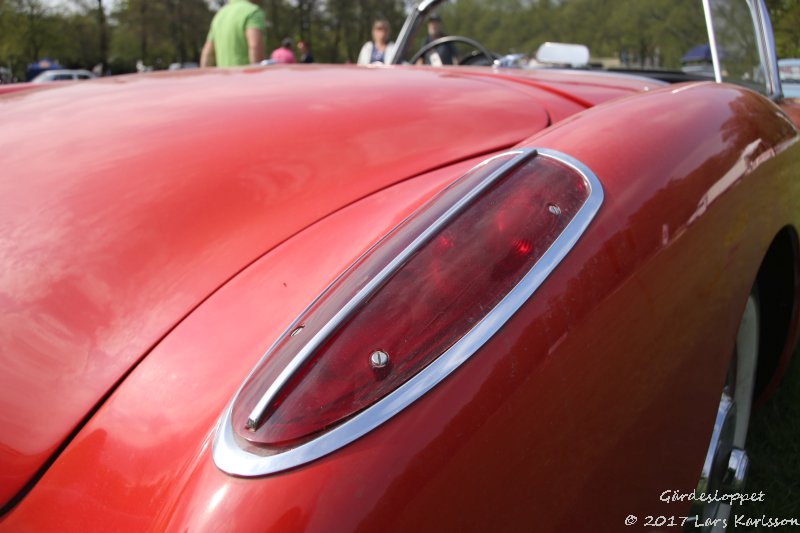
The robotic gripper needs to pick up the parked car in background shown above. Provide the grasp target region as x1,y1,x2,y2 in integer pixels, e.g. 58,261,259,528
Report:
0,0,798,531
0,67,14,84
30,69,96,83
779,58,800,99
168,62,200,71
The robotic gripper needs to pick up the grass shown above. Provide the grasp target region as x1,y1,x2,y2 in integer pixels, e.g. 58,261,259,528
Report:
737,343,800,529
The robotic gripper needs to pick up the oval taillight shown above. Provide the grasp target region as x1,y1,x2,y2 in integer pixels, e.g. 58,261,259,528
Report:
214,148,603,476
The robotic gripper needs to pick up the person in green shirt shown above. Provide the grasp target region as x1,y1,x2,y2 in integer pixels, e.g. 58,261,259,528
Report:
201,0,267,67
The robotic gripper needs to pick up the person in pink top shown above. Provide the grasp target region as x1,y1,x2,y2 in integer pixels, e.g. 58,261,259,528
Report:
271,38,296,64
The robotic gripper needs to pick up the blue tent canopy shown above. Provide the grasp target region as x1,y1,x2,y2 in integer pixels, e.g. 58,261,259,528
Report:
682,45,712,63
25,59,62,81
682,44,726,63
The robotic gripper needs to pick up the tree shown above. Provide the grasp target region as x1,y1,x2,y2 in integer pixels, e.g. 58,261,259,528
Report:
767,0,800,57
109,0,210,71
439,0,706,68
2,0,797,78
14,0,50,61
68,0,109,70
315,0,405,63
96,0,108,69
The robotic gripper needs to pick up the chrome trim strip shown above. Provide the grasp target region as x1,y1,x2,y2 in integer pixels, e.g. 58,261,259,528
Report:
213,148,604,477
702,0,723,84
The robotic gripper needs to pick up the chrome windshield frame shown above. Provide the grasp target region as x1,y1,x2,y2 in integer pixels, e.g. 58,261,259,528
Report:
752,0,782,99
702,0,783,100
390,0,448,65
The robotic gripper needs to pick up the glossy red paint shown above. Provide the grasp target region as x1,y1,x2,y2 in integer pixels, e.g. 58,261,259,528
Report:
454,65,666,108
780,98,800,128
0,83,49,97
0,153,485,530
1,78,797,532
0,65,554,506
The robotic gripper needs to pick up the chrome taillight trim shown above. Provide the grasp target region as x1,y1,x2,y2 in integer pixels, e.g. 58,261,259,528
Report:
243,150,527,432
212,148,604,477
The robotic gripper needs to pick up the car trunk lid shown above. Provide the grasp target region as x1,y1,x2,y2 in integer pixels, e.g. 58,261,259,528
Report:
0,65,550,507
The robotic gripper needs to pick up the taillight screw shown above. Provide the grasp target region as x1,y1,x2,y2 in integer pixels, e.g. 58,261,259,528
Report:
548,204,561,216
370,350,390,368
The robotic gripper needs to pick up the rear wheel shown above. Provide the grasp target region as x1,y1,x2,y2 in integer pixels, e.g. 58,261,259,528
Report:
687,289,759,532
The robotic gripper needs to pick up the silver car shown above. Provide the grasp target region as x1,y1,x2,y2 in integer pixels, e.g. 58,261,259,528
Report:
31,69,96,83
779,58,800,98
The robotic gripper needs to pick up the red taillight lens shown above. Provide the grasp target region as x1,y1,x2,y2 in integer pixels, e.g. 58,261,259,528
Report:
228,149,596,452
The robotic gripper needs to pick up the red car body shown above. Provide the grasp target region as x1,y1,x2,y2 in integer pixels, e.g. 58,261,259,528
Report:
2,18,800,533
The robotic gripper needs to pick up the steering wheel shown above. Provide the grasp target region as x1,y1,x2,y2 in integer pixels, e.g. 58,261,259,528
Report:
408,36,495,66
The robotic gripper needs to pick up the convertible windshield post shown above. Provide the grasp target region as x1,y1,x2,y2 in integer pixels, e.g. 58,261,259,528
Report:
701,0,723,83
391,0,448,65
703,0,783,100
752,0,782,99
390,11,420,65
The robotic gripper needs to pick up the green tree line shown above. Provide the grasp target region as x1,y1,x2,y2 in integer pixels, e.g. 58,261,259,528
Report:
0,0,407,78
439,0,799,69
1,0,798,80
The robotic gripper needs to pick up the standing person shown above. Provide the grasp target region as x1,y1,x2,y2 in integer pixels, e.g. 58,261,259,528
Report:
201,0,266,67
298,41,314,64
271,38,297,64
357,19,395,65
420,13,456,66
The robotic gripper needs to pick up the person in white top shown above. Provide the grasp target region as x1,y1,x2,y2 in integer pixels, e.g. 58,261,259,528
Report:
357,19,395,65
